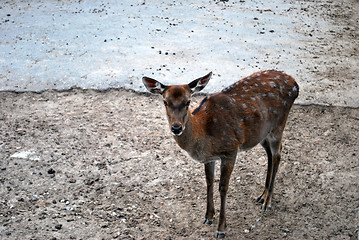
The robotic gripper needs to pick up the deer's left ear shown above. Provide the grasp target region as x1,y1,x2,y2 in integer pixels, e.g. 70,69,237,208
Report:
188,72,212,93
142,77,167,95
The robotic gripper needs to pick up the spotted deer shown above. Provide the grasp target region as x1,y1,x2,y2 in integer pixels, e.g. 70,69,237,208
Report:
142,70,299,238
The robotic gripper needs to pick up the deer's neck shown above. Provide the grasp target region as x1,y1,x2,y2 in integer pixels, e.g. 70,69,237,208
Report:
173,112,204,151
173,112,214,163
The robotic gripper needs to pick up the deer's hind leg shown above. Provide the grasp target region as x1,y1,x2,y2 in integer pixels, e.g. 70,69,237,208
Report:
256,139,273,207
258,132,283,210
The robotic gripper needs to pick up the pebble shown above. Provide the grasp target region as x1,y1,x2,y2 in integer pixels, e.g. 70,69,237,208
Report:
69,178,76,183
55,224,62,230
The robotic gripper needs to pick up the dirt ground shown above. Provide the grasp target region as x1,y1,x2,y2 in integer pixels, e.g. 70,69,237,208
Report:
0,89,358,239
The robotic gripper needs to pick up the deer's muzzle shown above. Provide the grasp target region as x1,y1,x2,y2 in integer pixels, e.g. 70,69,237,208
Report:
171,124,183,136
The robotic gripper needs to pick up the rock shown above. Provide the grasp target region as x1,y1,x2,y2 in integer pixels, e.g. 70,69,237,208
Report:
54,224,62,230
69,178,76,183
10,151,41,160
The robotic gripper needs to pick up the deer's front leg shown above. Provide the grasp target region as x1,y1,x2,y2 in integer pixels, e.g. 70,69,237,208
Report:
216,155,236,239
204,161,215,225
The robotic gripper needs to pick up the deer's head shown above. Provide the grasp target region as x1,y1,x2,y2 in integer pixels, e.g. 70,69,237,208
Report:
142,72,212,136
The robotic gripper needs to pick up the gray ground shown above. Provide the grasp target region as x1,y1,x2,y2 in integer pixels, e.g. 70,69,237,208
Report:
0,90,358,239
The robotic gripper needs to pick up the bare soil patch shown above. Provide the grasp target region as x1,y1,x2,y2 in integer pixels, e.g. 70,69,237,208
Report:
0,89,358,239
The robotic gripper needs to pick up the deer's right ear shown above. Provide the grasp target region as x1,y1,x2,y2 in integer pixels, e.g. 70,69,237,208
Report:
142,77,167,95
188,72,212,94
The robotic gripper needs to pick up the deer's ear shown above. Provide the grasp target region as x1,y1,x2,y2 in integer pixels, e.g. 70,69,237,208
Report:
142,77,167,95
188,72,212,93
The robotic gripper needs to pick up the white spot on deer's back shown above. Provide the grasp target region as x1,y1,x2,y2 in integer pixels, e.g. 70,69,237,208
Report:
292,85,298,92
242,103,247,108
229,98,236,105
269,82,276,88
279,85,284,92
268,92,275,98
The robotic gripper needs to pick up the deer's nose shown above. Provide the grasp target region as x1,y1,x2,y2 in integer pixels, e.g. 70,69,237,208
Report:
171,124,183,136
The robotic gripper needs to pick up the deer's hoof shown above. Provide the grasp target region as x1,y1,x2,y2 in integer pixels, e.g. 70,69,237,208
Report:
215,231,226,239
261,204,272,211
255,196,264,204
203,219,213,225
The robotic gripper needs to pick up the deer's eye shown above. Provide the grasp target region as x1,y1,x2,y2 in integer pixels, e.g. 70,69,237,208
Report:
163,100,168,106
185,100,191,107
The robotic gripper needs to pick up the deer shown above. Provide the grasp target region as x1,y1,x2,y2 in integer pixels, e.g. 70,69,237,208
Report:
142,70,299,238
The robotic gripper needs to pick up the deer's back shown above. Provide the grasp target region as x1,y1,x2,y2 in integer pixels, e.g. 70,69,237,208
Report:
191,70,299,153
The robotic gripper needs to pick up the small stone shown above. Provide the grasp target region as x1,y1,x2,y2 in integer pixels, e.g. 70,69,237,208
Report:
55,224,62,230
69,178,76,183
282,227,290,233
48,168,55,174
